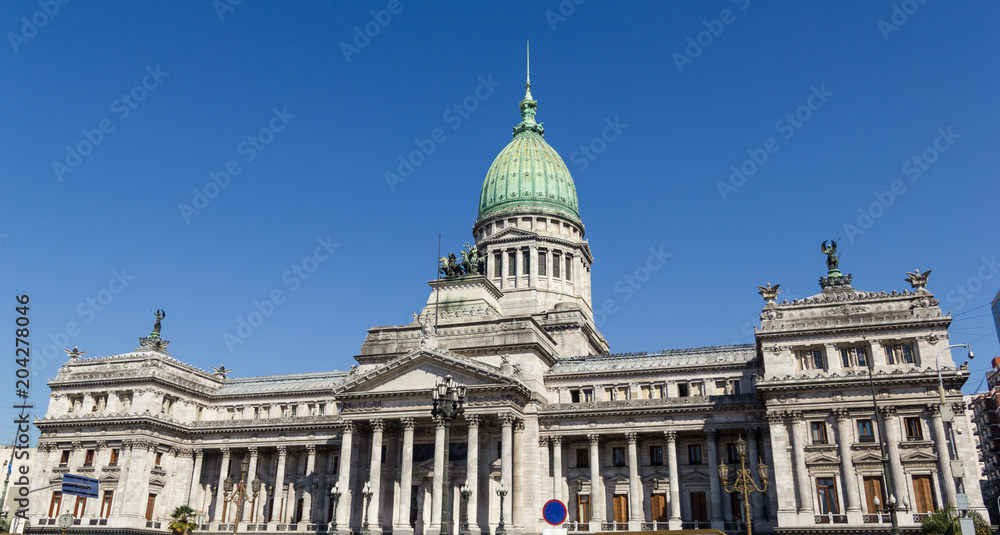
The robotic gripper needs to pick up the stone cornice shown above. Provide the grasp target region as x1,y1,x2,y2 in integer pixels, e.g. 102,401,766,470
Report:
540,393,760,419
756,366,969,393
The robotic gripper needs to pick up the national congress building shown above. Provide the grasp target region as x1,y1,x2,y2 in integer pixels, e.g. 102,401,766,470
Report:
28,68,986,534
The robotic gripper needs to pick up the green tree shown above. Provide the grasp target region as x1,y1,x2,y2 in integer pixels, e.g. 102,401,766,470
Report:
168,505,198,535
921,503,991,535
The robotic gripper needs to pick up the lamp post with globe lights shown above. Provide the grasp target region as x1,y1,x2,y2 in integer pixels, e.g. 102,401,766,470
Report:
495,480,508,535
717,435,768,535
223,458,261,535
459,479,473,535
360,481,374,535
431,374,467,535
329,482,342,533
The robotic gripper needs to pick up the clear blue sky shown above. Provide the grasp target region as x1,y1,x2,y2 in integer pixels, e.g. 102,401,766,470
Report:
2,1,998,434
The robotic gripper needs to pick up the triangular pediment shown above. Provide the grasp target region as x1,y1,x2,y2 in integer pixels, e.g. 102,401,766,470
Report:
681,469,709,483
900,450,938,463
334,348,525,396
806,452,841,465
853,451,884,464
480,227,538,243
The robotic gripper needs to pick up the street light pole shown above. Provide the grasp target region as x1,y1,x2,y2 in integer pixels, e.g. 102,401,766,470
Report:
222,458,261,535
717,435,768,535
936,344,973,404
329,482,342,533
431,374,467,535
495,481,508,535
361,481,374,535
867,352,900,535
460,479,472,535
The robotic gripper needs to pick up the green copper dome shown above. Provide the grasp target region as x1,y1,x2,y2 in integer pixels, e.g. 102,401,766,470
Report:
476,71,581,225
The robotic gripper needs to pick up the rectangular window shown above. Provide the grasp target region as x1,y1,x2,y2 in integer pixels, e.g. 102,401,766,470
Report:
885,343,916,365
812,350,825,369
726,443,740,463
538,252,547,276
522,250,530,275
100,491,113,518
912,475,936,513
577,494,591,523
84,450,95,466
60,450,70,465
576,448,589,468
863,476,885,514
566,256,572,280
73,496,87,518
494,253,502,278
688,444,702,464
508,251,516,276
606,387,616,400
841,347,868,367
155,452,163,466
816,478,840,514
109,449,119,465
715,380,728,394
655,384,665,398
583,389,594,402
811,422,829,444
649,446,663,466
730,379,742,395
904,417,923,440
612,447,626,467
49,491,62,518
857,420,875,442
613,495,628,523
678,383,689,397
553,254,561,278
145,494,156,521
841,348,852,368
570,390,581,403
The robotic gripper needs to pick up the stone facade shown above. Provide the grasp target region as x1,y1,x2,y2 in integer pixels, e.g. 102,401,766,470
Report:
26,73,986,535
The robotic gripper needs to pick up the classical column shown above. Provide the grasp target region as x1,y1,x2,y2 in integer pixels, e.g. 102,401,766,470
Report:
552,437,563,501
513,419,525,529
189,449,204,507
369,419,385,533
430,417,447,533
243,447,259,522
337,422,355,529
303,445,316,524
705,430,723,527
529,245,538,287
284,482,294,523
588,433,604,527
834,410,861,516
395,418,416,532
746,429,764,521
466,415,480,530
665,431,681,528
881,407,907,503
214,448,231,523
624,433,642,524
766,413,795,516
930,405,957,505
111,442,133,516
273,446,287,525
500,413,514,527
789,414,813,514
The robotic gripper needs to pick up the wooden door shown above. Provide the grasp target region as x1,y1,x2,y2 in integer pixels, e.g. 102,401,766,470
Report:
577,495,591,523
651,494,667,522
912,475,936,513
145,494,156,521
612,495,628,523
863,477,885,514
73,497,86,518
690,492,708,522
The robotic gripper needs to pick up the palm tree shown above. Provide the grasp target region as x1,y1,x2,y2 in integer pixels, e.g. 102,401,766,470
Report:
921,503,991,535
168,505,198,535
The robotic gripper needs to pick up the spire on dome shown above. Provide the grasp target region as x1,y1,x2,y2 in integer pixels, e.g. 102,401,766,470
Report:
515,41,544,137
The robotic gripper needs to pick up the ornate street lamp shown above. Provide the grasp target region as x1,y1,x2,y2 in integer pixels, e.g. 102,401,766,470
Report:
223,458,261,535
329,481,342,532
460,479,473,535
360,481,374,535
936,343,973,403
717,435,768,535
495,480,508,535
431,374,467,535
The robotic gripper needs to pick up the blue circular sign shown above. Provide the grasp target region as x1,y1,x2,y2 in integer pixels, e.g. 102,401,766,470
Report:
543,499,567,525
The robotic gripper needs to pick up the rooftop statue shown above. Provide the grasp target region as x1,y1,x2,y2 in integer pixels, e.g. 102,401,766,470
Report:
151,309,166,337
821,240,842,276
757,283,781,303
438,244,487,278
905,269,932,289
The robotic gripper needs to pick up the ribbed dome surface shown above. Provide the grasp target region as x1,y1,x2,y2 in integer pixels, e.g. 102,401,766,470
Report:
477,130,580,224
